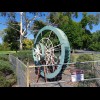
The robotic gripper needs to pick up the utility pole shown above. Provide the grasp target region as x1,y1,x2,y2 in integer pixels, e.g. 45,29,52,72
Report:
20,12,23,50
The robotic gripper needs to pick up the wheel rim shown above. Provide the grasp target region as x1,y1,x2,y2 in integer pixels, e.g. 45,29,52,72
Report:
33,26,70,79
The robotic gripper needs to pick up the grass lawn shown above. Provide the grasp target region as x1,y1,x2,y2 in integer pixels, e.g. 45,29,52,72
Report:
0,51,16,54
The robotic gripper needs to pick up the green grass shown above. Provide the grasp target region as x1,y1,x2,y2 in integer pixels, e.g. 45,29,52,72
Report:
0,51,17,54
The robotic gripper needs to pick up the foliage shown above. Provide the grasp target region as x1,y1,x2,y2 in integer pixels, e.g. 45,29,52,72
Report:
80,12,100,30
76,54,96,87
81,29,92,50
0,42,10,51
0,75,11,87
0,12,16,22
0,12,46,50
23,38,33,50
77,54,93,62
89,30,100,51
70,54,75,63
0,71,16,87
47,12,78,26
13,50,33,64
60,21,83,49
76,54,93,71
47,12,100,50
89,42,100,51
3,21,20,51
0,54,9,61
0,60,13,75
30,20,46,38
32,12,100,50
0,57,16,87
0,44,3,50
1,12,100,51
0,51,16,54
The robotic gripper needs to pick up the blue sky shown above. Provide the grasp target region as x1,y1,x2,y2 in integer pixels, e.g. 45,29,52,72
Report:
0,12,100,44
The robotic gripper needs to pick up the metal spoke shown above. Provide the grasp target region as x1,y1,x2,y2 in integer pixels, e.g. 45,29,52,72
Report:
34,30,62,74
53,43,62,48
45,39,49,48
41,32,42,37
48,44,62,52
48,31,52,39
42,39,46,45
48,41,53,49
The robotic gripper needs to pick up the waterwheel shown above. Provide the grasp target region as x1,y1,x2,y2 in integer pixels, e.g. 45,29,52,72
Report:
33,26,70,80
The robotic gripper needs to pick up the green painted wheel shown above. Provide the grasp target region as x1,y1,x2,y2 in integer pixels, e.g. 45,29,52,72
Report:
33,26,70,79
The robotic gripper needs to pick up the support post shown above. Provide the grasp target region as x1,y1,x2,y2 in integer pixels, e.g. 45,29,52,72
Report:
44,66,47,82
16,57,19,87
26,62,30,87
36,67,40,83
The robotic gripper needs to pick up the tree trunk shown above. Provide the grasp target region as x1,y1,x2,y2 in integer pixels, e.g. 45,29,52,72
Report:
20,12,23,50
20,34,23,50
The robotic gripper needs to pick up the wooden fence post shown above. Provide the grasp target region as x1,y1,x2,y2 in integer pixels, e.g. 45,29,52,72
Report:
26,62,30,87
16,57,19,87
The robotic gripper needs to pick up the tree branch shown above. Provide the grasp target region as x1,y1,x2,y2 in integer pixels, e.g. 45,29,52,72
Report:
0,22,20,32
22,15,39,36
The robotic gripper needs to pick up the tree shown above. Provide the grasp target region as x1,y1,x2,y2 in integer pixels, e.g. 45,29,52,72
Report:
28,12,100,50
23,38,33,50
79,12,100,49
3,21,20,52
80,12,100,30
0,30,5,38
47,12,78,27
89,30,100,51
0,12,45,50
30,12,82,49
47,12,84,49
48,12,100,50
30,20,46,38
0,42,11,51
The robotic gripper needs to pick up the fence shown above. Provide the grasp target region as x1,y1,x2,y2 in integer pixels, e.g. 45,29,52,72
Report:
9,53,100,87
29,60,100,87
9,54,29,87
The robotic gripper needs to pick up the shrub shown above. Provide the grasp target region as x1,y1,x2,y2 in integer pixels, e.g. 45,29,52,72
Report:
76,54,96,86
76,54,93,70
0,74,16,87
0,60,13,75
0,76,10,87
0,60,16,87
13,50,33,64
70,54,75,63
77,54,93,62
0,54,9,61
0,43,10,51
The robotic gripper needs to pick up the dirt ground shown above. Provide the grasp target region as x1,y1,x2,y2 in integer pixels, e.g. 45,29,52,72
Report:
28,64,79,87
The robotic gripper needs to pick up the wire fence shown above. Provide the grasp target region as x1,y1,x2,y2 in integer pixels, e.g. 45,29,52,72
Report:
29,60,100,87
9,53,100,87
9,54,29,87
